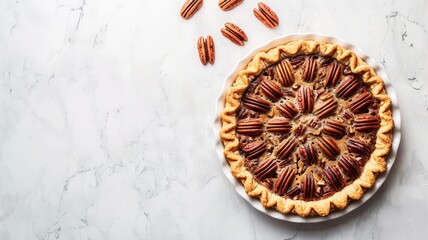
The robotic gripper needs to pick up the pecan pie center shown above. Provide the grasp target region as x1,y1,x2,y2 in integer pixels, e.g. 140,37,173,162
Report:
236,54,380,201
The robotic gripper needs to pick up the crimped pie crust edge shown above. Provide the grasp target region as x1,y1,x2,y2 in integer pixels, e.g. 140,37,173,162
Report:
219,39,394,217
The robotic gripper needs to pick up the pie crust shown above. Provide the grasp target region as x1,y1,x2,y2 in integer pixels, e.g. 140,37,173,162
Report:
219,39,394,217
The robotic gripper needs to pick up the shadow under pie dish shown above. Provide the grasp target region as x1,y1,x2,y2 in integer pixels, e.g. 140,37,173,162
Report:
219,39,394,217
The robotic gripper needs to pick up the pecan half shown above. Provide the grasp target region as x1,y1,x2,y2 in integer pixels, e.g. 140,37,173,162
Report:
253,158,277,180
197,35,215,65
338,155,360,180
348,92,373,114
266,118,291,133
286,186,301,198
342,109,354,122
324,61,342,87
324,165,344,190
335,75,360,99
180,0,203,19
354,115,380,132
346,138,372,157
275,60,294,86
323,119,346,138
302,56,317,82
297,87,314,113
236,119,263,136
275,137,297,160
277,101,298,119
302,173,316,200
313,93,337,118
253,2,279,28
274,167,296,195
243,95,271,113
299,143,318,165
218,0,243,11
242,140,267,159
260,80,283,101
290,55,306,68
316,135,340,159
221,22,248,46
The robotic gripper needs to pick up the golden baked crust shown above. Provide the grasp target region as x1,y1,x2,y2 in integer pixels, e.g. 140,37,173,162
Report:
219,39,393,217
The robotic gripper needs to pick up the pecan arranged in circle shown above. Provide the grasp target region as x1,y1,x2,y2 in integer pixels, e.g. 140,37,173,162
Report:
180,0,203,19
324,61,342,87
275,60,294,86
218,0,244,11
253,158,277,180
236,119,263,136
299,143,318,165
253,2,279,28
348,92,373,114
314,92,337,118
354,115,380,132
346,138,372,157
243,95,271,113
338,155,360,180
335,75,360,99
274,167,296,195
275,137,297,160
242,140,267,159
260,80,283,101
266,118,291,133
323,119,346,138
297,87,314,113
324,165,344,190
277,101,298,119
302,173,316,200
316,135,340,159
221,22,248,46
302,56,318,82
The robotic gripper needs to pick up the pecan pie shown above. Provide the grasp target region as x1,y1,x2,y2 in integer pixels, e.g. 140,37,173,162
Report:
220,40,394,217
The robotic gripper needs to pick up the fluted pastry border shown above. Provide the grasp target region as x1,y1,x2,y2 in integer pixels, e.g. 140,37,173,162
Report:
219,39,394,217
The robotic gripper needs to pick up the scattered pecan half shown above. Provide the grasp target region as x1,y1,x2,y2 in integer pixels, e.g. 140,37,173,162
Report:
335,75,360,99
221,22,248,46
218,0,243,11
299,143,318,165
302,56,318,82
243,95,271,113
275,137,297,160
316,135,340,159
253,2,279,28
236,119,263,136
302,173,316,200
346,138,372,156
275,60,294,86
260,80,283,101
324,165,344,190
348,92,373,114
338,155,360,180
197,35,215,65
313,93,337,118
277,101,298,119
354,115,380,132
274,166,296,195
242,140,267,159
323,119,346,138
297,86,314,113
266,118,291,133
324,61,342,87
253,158,277,180
180,0,203,19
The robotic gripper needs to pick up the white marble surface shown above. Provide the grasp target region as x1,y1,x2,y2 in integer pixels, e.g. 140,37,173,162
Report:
0,0,427,239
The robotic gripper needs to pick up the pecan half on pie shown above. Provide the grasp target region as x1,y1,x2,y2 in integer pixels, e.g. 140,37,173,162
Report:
220,40,394,217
